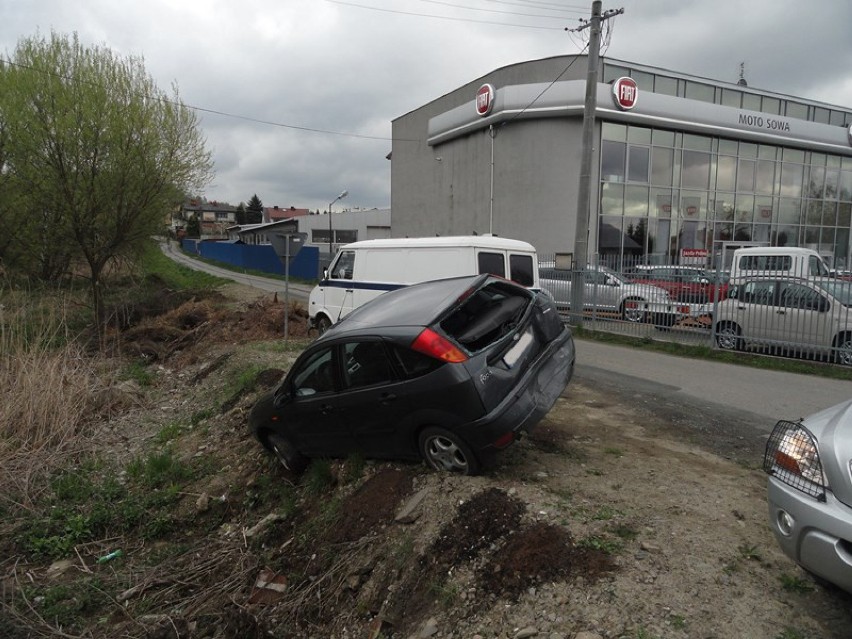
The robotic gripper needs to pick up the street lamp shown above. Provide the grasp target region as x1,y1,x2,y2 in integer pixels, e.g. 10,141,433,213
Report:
328,189,348,259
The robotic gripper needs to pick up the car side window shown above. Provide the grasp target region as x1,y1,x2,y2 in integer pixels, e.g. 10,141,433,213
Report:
330,250,355,280
292,347,336,396
343,341,395,389
509,254,534,287
779,283,825,311
478,252,506,278
741,281,776,305
390,344,443,379
584,270,607,285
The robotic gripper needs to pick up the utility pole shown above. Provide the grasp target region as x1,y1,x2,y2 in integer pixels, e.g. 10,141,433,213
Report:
569,2,624,327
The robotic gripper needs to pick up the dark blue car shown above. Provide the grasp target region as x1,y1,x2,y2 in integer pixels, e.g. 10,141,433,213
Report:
249,273,575,475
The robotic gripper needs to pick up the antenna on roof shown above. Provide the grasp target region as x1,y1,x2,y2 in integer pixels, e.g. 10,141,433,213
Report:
737,62,748,87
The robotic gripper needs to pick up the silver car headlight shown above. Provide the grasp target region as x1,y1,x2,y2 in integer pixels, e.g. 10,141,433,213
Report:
763,420,827,500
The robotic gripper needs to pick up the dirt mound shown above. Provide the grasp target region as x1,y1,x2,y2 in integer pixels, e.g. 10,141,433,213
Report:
329,468,414,544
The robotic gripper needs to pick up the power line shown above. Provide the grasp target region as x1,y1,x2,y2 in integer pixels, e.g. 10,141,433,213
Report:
484,0,589,12
0,57,407,142
325,0,570,29
413,0,584,20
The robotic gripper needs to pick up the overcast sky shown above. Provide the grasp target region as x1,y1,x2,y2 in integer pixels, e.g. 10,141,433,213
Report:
2,0,851,213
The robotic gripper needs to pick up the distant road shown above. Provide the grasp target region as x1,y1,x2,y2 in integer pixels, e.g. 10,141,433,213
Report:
160,241,312,301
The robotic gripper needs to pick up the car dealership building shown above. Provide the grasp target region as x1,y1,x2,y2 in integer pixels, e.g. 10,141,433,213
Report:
390,56,852,270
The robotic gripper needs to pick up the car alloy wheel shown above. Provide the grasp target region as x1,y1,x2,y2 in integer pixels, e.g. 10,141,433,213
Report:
621,300,646,323
418,427,481,475
267,433,308,475
835,333,852,366
716,323,741,351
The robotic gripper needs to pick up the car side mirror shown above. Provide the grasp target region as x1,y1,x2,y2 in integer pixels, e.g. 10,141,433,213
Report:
323,267,329,279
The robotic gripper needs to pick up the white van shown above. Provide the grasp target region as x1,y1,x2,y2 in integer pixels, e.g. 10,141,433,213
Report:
730,247,830,282
308,236,540,333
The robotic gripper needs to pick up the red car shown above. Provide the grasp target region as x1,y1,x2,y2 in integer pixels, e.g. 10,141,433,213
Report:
624,266,729,306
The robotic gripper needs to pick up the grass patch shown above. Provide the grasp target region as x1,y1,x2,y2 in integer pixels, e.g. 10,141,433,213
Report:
126,449,194,489
303,459,336,496
139,240,228,290
119,360,155,387
779,573,814,593
578,535,623,555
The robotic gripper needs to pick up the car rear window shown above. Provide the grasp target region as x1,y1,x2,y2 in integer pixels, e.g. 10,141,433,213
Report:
509,254,534,287
439,281,530,352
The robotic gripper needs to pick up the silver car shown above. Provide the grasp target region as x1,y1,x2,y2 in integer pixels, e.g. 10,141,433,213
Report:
764,400,852,593
714,277,852,366
539,265,686,325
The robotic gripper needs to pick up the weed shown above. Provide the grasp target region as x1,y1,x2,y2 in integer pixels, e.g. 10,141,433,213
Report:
738,543,762,562
428,580,460,608
22,578,111,630
126,449,193,489
779,573,814,593
586,468,604,476
341,452,367,484
603,446,624,457
303,459,335,495
119,361,154,387
669,614,687,629
776,628,806,639
191,407,216,425
156,421,184,444
578,535,623,555
592,505,621,521
635,628,660,639
610,523,638,540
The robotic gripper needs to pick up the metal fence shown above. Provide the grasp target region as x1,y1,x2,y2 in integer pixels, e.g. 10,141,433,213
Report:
538,253,852,367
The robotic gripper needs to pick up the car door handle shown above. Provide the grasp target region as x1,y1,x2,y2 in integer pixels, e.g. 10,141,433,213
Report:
775,310,786,315
737,304,747,310
380,393,397,405
319,404,335,415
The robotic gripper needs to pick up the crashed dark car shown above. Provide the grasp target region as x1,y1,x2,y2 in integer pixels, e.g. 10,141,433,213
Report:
249,273,575,475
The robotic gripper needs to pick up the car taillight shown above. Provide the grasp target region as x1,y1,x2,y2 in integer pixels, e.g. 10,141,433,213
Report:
763,420,827,500
411,328,468,363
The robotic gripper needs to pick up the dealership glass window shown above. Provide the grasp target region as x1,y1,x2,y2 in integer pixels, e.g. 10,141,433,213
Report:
628,146,650,183
804,200,822,225
741,93,761,112
654,75,678,97
812,106,830,124
785,101,808,121
601,141,626,182
755,160,776,195
825,168,840,200
627,126,652,144
683,134,712,151
736,159,755,192
716,156,737,191
836,228,850,268
735,194,754,223
715,196,735,221
777,198,801,225
755,196,773,223
783,148,806,163
647,218,671,259
681,151,711,189
839,202,852,228
758,145,777,160
684,81,715,103
602,122,627,142
822,201,838,227
830,110,848,127
624,217,648,254
600,183,624,215
632,70,654,92
773,224,798,247
650,189,673,218
734,223,753,242
843,171,852,200
761,96,781,115
721,88,741,108
651,147,674,186
820,227,836,252
651,129,675,146
625,185,649,217
806,166,825,199
714,222,734,243
779,163,804,197
718,139,738,155
803,226,820,244
603,64,630,84
739,142,758,159
753,224,771,243
598,216,625,254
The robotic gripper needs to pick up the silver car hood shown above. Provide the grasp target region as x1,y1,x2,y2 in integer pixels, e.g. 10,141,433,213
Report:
805,399,852,507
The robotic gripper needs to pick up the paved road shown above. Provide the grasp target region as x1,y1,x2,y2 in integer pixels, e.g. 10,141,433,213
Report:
161,242,851,438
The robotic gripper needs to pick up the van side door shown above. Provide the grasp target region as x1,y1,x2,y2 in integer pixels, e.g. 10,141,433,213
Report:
324,249,356,322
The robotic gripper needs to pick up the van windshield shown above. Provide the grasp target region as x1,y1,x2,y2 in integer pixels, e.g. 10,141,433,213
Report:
816,280,852,307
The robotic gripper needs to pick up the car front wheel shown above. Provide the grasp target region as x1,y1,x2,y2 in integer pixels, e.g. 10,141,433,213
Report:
621,299,646,323
266,432,308,476
418,427,481,475
716,322,742,351
834,332,852,366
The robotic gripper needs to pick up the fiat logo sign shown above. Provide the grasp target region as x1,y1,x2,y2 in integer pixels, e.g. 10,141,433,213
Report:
612,77,638,111
476,83,495,117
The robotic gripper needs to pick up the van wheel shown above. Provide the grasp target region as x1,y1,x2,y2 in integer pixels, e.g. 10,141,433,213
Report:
834,332,852,366
316,316,332,336
621,299,646,323
716,322,742,351
418,427,481,475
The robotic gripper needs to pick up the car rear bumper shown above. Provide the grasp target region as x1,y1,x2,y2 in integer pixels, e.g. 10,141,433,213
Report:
768,477,852,593
463,328,575,452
